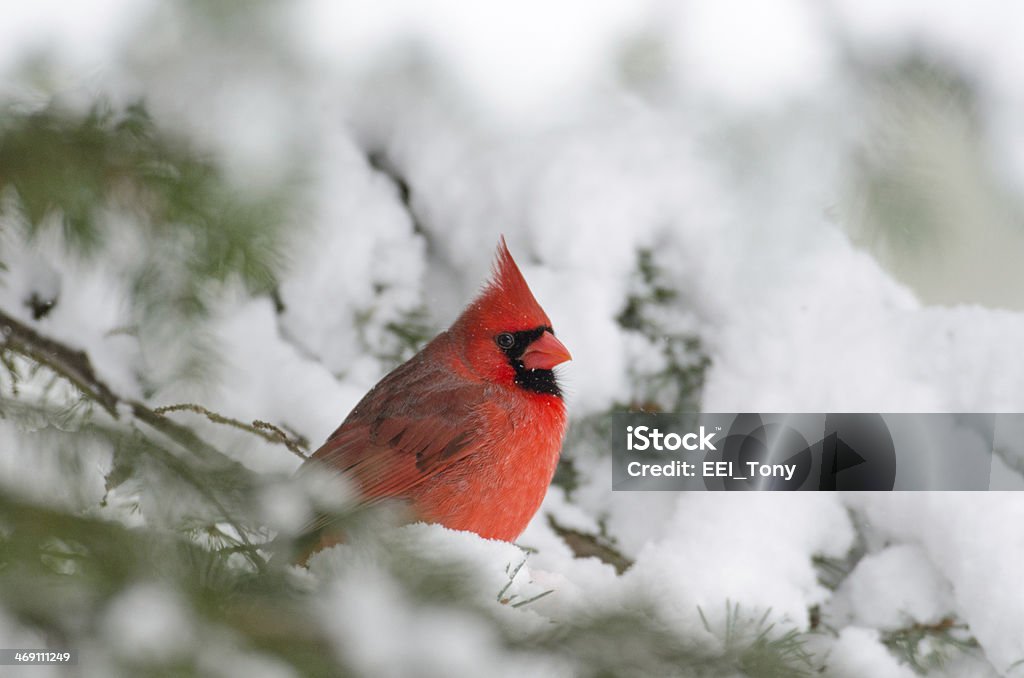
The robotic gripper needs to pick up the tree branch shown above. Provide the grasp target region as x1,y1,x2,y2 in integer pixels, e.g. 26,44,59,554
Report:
154,403,309,459
0,305,305,571
0,308,119,417
0,306,307,463
547,514,634,575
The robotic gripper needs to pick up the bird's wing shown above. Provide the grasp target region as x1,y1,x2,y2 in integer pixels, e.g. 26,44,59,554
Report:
297,360,491,534
313,388,484,497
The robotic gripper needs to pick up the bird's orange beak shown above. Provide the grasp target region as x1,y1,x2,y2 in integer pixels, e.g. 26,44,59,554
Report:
521,331,572,370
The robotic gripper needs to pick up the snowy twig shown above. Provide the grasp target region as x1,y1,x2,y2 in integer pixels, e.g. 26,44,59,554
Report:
154,403,309,459
497,557,528,604
0,308,119,416
511,589,554,609
881,616,979,672
497,557,554,608
253,420,310,457
700,601,816,676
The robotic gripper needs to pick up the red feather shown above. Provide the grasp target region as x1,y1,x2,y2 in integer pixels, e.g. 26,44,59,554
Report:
299,237,569,553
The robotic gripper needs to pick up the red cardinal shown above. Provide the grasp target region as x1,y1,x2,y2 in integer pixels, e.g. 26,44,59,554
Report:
298,237,570,555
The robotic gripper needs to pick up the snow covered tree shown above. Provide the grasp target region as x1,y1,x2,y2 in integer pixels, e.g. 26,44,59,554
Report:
2,2,1023,677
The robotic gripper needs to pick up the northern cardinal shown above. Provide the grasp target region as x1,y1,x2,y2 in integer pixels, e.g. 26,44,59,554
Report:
298,237,570,556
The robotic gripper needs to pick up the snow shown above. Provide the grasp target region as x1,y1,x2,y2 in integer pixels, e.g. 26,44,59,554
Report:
668,0,836,108
0,0,149,81
625,494,854,633
198,296,364,473
310,525,556,678
0,217,141,399
845,494,1024,673
829,543,954,631
2,2,1024,676
828,627,919,678
276,131,427,383
297,0,646,123
102,584,194,662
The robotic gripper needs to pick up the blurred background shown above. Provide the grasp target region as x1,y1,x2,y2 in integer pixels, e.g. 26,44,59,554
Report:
2,1,1024,677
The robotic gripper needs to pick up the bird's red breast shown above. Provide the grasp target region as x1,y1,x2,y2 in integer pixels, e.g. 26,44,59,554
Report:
299,237,570,551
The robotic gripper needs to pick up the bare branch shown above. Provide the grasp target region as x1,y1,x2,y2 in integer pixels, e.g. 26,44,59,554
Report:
0,306,307,463
155,403,309,459
0,308,119,416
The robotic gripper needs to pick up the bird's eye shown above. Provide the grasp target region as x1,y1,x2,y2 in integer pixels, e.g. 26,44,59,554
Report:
496,332,515,349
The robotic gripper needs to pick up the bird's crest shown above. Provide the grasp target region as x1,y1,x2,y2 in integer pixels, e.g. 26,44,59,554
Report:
458,236,551,332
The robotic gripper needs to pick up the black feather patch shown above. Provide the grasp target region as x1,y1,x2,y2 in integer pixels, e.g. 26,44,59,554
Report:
497,326,562,397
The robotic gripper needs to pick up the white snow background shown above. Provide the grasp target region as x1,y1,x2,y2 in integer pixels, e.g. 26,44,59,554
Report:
2,1,1024,676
